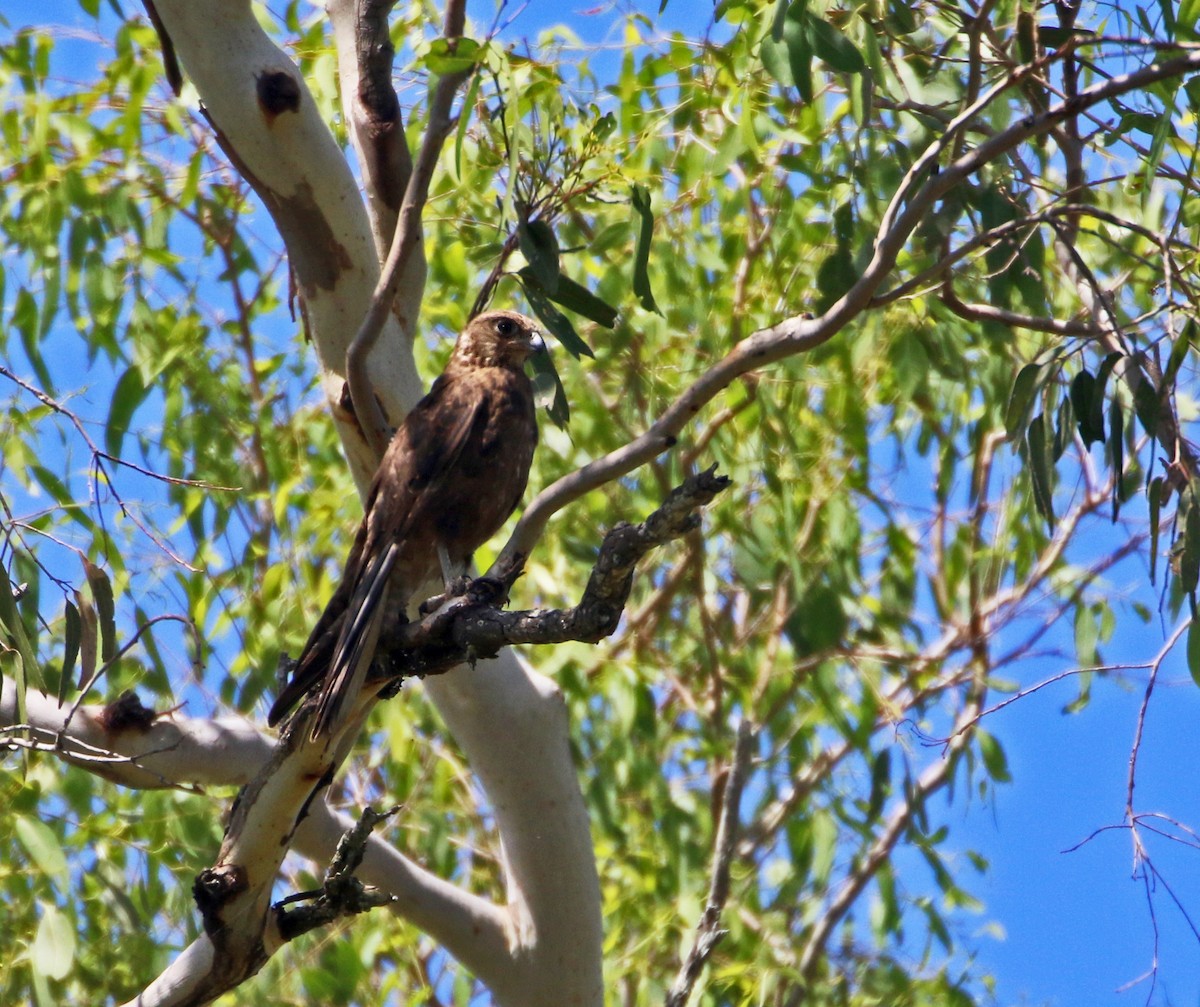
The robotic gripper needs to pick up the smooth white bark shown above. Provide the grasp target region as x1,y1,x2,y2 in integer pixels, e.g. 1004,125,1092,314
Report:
116,2,604,1004
150,0,422,494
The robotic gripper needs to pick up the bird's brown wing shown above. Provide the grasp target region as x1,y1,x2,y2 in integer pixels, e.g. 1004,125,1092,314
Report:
270,374,493,736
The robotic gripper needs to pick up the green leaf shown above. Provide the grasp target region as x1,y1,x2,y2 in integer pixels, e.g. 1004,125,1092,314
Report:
814,245,857,315
1160,0,1179,37
1142,98,1175,197
1026,412,1055,530
1109,398,1125,522
1005,362,1047,442
522,278,594,359
13,286,55,394
1070,369,1103,446
810,810,837,888
1149,476,1164,585
1052,393,1073,462
1038,25,1095,48
84,559,117,664
0,561,39,720
517,218,560,295
77,589,98,694
528,349,570,428
454,69,482,180
629,184,661,315
31,903,75,982
15,816,69,883
541,274,618,329
105,365,149,459
423,37,482,76
59,600,81,704
1183,482,1200,598
1163,320,1195,391
867,748,890,821
1089,351,1123,445
979,734,1008,787
760,2,813,101
887,0,918,33
974,734,1012,787
1189,620,1200,688
851,65,874,125
805,15,864,73
1075,604,1099,667
1132,379,1166,440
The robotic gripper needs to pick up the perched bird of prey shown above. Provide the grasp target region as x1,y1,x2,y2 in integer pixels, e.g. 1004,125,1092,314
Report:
269,310,544,738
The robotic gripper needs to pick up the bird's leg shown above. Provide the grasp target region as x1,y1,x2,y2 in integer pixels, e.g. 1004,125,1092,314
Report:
436,543,456,585
418,546,471,616
438,544,472,596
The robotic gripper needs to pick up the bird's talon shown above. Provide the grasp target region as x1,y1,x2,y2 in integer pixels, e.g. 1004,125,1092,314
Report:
466,575,507,606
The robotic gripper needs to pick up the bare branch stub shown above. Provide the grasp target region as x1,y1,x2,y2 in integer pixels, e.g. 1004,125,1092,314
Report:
370,466,732,688
274,804,400,942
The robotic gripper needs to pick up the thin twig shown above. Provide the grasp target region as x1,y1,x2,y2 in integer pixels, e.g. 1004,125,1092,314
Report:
665,719,755,1007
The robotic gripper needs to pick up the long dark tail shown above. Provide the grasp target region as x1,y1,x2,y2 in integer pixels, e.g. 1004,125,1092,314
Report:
267,540,401,736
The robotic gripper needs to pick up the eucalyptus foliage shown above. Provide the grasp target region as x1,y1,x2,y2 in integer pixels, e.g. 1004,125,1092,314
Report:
2,1,1199,1004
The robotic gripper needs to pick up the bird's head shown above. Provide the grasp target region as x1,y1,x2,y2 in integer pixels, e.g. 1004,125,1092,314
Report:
453,310,545,369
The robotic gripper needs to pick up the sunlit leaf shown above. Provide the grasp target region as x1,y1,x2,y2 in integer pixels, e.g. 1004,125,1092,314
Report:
422,36,482,76
16,816,69,882
31,903,75,982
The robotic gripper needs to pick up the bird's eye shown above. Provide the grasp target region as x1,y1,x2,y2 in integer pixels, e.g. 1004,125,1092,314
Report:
495,318,516,337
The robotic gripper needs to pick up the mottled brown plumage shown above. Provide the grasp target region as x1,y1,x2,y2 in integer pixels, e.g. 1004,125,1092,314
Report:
269,310,543,738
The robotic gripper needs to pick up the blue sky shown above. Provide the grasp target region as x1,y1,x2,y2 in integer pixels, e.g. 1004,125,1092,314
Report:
4,2,1200,1006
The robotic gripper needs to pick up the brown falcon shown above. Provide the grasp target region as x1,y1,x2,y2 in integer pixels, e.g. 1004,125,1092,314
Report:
268,310,544,738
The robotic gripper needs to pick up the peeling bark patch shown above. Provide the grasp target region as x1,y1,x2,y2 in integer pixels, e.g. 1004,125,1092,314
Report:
266,182,354,295
195,110,351,295
257,70,302,122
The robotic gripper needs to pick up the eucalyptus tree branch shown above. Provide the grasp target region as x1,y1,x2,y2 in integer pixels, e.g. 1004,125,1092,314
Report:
344,0,473,458
1049,216,1198,492
496,48,1200,568
142,0,422,494
132,6,601,1006
0,673,514,1004
939,285,1101,335
872,203,1193,307
329,0,412,258
89,468,722,1006
0,677,268,790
